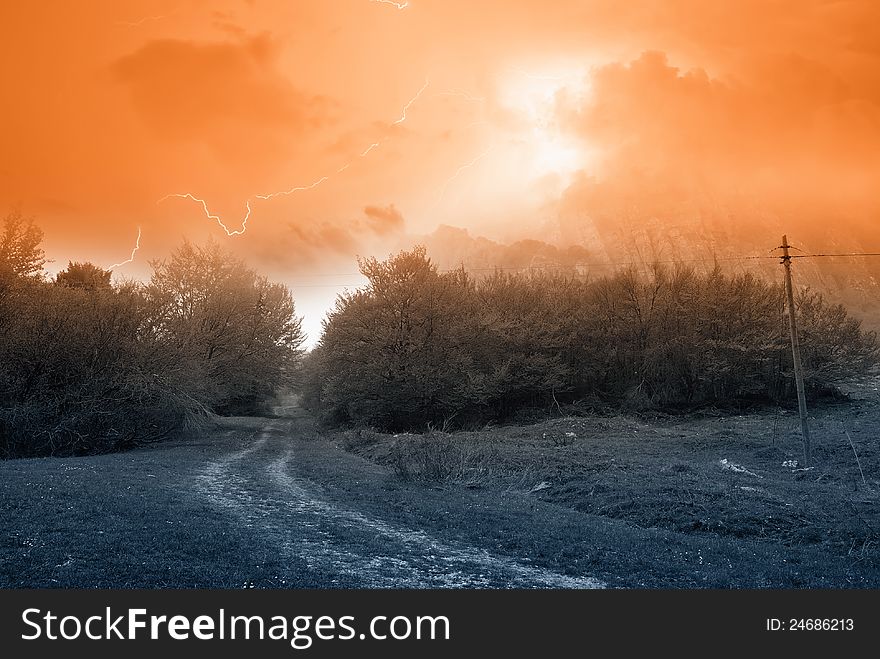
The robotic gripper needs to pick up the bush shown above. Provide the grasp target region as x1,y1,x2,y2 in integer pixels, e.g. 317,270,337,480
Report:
303,248,879,430
389,433,463,482
0,280,207,457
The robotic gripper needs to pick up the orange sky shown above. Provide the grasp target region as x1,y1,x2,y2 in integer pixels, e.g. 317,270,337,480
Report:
2,1,879,342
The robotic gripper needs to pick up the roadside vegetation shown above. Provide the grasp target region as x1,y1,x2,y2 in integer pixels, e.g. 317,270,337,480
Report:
306,247,879,584
333,399,880,586
0,211,305,458
303,247,878,430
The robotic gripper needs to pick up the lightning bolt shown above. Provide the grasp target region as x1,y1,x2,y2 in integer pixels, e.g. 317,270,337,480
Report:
108,227,142,270
160,80,429,235
392,79,429,125
116,8,179,28
360,142,381,156
258,82,426,199
158,194,252,236
254,177,330,202
370,0,409,9
435,146,494,206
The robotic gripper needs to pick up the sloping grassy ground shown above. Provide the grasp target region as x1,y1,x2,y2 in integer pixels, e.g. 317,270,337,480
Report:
2,387,878,589
338,383,880,586
0,421,335,589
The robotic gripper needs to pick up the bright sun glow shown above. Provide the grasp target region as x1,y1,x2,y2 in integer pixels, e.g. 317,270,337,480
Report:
423,66,595,227
498,67,591,181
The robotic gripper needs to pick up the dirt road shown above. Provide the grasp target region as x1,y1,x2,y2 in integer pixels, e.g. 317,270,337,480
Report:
3,399,876,588
198,415,603,588
1,408,609,588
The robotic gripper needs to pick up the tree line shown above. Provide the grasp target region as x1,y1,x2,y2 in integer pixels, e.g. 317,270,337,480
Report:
303,247,879,430
4,211,876,455
0,212,305,458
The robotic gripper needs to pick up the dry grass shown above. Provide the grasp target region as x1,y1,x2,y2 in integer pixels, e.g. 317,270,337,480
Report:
340,399,880,567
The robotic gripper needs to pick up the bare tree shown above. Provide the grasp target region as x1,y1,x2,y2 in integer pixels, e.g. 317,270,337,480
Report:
0,210,46,279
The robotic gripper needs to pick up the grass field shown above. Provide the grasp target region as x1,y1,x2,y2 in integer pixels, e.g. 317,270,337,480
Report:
337,380,880,587
1,384,878,588
0,422,323,588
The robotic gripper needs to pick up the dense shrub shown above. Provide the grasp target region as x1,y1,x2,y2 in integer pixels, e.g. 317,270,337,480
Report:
0,279,206,457
0,215,305,458
303,247,878,430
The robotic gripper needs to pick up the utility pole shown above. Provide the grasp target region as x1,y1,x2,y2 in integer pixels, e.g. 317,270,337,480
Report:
780,235,811,466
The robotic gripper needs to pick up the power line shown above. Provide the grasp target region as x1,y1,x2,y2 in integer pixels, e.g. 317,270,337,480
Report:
289,283,363,288
285,251,880,286
287,272,371,277
791,252,880,259
444,255,778,272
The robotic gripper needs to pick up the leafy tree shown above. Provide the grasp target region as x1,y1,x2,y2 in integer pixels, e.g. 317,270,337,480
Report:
147,240,305,413
1,226,308,457
314,247,472,427
55,261,112,290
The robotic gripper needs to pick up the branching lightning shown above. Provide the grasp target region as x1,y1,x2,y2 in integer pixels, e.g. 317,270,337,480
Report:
116,8,179,28
369,0,409,9
435,146,494,206
108,227,142,270
392,79,430,125
159,80,429,237
255,82,427,198
254,177,330,201
360,142,381,156
158,194,252,236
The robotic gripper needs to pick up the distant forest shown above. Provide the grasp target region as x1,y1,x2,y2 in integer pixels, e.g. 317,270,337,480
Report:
0,212,304,458
2,211,878,457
